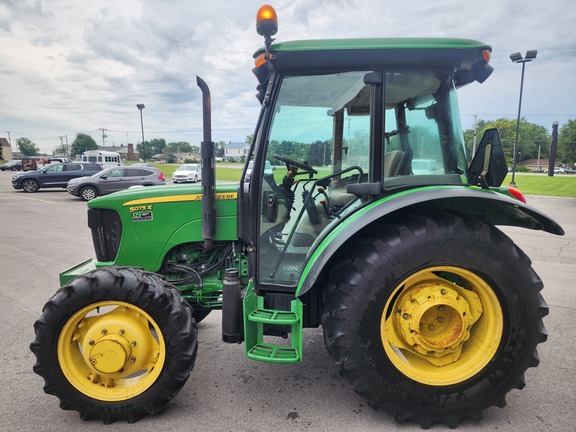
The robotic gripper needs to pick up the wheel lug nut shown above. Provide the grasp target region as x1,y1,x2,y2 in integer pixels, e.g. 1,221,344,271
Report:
130,357,136,363
101,329,107,334
119,329,125,335
437,317,444,323
88,340,95,345
438,305,445,311
429,324,435,331
402,313,409,320
440,289,446,295
131,341,137,347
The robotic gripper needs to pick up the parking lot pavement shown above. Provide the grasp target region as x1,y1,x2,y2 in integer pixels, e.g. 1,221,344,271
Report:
0,169,574,431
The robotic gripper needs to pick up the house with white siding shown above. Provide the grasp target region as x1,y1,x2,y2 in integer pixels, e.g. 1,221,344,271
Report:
224,142,249,161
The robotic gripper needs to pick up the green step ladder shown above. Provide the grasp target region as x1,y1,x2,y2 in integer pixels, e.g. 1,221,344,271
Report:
243,283,303,363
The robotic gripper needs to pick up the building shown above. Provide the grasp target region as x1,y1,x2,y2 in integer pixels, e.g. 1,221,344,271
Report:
520,158,551,172
224,142,249,161
100,144,139,161
1,137,13,161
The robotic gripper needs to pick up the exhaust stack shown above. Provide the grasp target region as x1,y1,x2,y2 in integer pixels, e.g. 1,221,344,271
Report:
196,76,216,251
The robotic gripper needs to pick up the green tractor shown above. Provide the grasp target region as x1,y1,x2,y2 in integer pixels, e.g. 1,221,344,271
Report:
31,5,564,428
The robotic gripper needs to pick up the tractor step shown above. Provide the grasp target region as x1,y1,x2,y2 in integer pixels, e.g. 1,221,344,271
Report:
246,343,300,363
248,308,299,324
243,282,303,364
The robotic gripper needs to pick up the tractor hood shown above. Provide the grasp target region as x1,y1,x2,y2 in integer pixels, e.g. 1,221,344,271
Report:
87,183,239,271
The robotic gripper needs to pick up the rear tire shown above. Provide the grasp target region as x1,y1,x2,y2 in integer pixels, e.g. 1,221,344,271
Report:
22,179,39,192
30,267,198,423
322,210,548,428
80,186,98,201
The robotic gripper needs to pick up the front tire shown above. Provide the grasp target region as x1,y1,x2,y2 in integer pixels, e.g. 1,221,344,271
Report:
30,267,198,423
322,210,548,428
22,179,39,192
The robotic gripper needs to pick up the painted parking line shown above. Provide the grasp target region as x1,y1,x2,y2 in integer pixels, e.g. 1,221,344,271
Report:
0,192,56,204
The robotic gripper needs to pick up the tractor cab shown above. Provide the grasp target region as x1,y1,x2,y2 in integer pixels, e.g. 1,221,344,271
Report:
243,36,495,292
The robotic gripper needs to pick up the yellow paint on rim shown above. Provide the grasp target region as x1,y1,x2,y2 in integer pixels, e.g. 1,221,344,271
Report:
57,301,165,401
123,192,238,206
380,266,503,386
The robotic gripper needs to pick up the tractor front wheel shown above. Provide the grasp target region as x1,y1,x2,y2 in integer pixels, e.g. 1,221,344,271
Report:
30,267,198,423
322,210,548,428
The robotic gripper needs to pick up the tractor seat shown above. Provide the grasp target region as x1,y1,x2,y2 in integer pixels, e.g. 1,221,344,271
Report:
329,150,405,206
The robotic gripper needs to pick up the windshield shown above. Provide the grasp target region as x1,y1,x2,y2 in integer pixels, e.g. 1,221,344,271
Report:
257,70,467,288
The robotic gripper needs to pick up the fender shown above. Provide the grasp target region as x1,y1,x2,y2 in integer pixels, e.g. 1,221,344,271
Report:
296,186,564,297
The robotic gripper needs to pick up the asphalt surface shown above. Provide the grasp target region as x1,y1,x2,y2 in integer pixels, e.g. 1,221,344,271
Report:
0,170,574,432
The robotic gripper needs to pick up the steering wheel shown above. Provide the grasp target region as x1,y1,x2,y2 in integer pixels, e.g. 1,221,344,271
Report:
273,154,318,175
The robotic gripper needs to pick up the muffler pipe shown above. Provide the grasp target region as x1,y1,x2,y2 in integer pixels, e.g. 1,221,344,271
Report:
196,76,216,251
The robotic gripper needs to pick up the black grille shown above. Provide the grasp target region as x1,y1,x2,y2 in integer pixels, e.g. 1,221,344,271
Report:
88,208,122,262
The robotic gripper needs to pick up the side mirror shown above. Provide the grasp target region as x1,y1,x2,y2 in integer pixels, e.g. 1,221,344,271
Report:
468,128,508,188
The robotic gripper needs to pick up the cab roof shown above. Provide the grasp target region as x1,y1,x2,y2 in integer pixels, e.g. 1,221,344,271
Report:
254,37,492,86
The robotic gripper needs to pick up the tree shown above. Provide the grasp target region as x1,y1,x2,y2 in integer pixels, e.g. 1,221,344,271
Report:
70,133,98,158
307,140,332,166
215,141,226,158
463,118,550,164
558,119,576,166
17,137,40,156
138,138,166,161
166,141,192,154
53,144,68,156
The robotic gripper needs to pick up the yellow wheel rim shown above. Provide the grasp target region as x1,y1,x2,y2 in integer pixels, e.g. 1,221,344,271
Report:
381,266,503,386
57,301,165,401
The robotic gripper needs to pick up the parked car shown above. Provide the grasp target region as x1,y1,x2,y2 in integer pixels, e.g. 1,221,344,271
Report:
172,164,202,183
11,162,102,192
49,157,72,163
67,166,165,201
0,160,22,171
245,160,274,182
544,167,567,174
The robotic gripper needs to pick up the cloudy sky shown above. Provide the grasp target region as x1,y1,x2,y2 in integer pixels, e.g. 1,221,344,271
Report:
1,0,575,154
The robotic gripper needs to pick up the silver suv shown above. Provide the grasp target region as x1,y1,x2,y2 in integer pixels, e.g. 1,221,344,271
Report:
67,166,165,201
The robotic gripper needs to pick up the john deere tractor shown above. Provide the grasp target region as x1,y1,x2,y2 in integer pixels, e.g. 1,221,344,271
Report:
31,5,564,428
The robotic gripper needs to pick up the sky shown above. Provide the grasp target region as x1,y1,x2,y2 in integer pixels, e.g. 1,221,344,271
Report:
1,0,575,154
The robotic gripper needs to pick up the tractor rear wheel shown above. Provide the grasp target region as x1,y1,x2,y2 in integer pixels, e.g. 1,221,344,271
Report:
322,210,548,428
30,267,198,423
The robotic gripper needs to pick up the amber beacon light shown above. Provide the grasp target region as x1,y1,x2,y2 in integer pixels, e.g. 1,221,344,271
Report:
256,5,278,40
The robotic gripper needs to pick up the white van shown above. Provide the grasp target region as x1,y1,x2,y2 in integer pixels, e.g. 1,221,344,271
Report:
81,151,122,168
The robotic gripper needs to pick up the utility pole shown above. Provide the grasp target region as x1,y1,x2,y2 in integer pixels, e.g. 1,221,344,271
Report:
57,135,69,156
97,128,109,147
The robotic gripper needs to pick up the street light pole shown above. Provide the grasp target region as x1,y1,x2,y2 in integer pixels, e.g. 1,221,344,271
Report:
136,104,146,162
509,50,537,186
